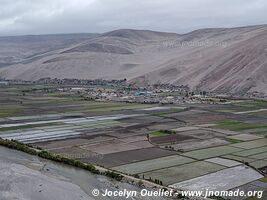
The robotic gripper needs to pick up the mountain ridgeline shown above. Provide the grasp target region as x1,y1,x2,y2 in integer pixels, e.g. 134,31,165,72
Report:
0,25,267,95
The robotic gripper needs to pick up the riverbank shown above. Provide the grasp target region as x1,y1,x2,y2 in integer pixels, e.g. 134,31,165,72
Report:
0,159,93,200
0,145,167,200
0,139,124,180
0,139,178,198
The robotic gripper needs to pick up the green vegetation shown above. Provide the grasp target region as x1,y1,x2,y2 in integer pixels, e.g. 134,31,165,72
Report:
0,139,98,173
160,129,176,134
217,121,241,126
0,122,62,132
0,138,126,181
0,139,37,155
149,129,176,136
0,85,155,117
104,171,123,181
0,107,21,118
216,121,267,131
154,179,163,185
254,130,267,136
226,139,242,143
259,177,267,183
147,177,163,185
38,150,98,173
4,84,52,92
232,100,267,108
150,131,168,136
252,101,267,106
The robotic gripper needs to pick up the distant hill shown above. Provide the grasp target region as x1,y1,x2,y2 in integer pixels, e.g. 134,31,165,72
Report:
0,33,98,67
0,25,266,95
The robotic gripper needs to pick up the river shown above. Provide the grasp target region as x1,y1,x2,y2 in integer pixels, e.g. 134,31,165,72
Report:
0,146,164,200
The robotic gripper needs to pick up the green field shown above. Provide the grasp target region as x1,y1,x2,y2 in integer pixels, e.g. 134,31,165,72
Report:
0,84,266,190
0,85,154,118
226,139,243,143
232,100,267,108
149,129,176,136
149,131,168,136
260,177,267,182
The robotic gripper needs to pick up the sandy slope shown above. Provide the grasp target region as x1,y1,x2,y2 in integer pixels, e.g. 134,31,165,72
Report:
0,25,266,95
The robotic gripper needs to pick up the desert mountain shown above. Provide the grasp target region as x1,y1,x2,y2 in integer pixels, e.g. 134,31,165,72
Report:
0,26,266,95
0,33,98,67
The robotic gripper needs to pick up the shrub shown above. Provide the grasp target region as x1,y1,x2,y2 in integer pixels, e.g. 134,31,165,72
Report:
159,129,176,134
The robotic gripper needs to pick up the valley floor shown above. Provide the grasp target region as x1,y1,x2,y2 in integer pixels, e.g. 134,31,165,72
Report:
0,84,267,200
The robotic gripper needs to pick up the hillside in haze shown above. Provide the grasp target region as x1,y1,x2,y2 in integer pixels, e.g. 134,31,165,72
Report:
0,33,98,67
0,25,266,95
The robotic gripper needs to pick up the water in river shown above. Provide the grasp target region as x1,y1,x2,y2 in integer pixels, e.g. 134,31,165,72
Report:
0,146,163,200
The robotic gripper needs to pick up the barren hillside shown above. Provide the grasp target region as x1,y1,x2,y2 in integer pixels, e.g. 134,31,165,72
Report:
0,33,98,67
0,26,266,95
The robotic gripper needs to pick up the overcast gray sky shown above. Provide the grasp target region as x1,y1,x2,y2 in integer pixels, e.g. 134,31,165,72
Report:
1,0,267,36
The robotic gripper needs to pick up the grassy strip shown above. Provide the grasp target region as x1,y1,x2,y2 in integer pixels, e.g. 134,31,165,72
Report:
226,139,242,143
0,123,62,132
252,101,267,106
217,121,241,125
149,129,176,136
232,100,267,108
0,138,124,181
149,131,168,136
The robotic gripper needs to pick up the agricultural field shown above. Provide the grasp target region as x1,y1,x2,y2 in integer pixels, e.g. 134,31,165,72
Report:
0,84,154,117
0,84,266,199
